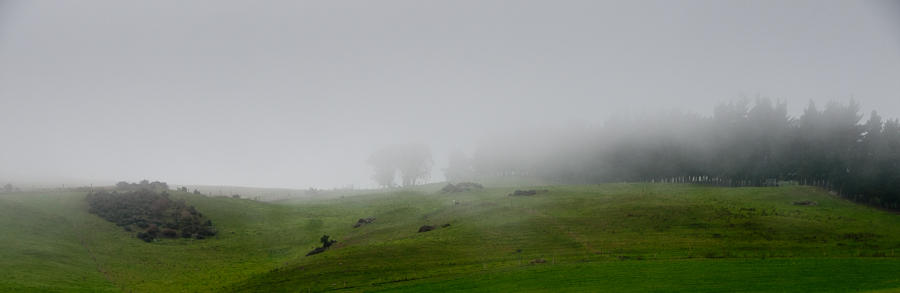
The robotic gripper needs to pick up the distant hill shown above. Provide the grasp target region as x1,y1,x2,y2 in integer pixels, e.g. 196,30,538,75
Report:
176,184,365,201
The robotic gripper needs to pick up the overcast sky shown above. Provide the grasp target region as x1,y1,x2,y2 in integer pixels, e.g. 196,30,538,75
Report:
1,0,899,188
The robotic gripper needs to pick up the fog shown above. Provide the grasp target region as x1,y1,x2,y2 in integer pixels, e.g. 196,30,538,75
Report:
1,0,899,189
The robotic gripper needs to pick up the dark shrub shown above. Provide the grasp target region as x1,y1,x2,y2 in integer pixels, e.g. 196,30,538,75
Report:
320,235,336,248
136,232,153,243
441,183,462,193
162,229,177,238
353,217,375,228
418,225,435,233
306,234,337,256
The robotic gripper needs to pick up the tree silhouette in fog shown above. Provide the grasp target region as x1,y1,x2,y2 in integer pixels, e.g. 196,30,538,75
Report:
465,98,900,209
368,144,433,187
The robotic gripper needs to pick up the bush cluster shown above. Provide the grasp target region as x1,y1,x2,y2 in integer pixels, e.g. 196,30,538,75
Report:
115,180,169,192
86,188,216,242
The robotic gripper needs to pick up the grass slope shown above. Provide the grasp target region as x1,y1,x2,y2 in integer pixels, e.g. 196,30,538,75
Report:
232,184,900,292
2,184,900,292
0,190,334,292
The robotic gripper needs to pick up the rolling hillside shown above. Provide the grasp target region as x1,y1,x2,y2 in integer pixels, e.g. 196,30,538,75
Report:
2,184,900,292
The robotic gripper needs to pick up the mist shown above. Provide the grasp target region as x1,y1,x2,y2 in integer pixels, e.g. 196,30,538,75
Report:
1,0,899,189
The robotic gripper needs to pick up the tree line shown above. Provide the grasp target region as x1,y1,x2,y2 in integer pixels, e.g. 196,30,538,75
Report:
445,99,900,209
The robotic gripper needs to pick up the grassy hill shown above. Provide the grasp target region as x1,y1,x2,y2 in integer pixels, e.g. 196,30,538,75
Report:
0,190,331,292
2,184,900,292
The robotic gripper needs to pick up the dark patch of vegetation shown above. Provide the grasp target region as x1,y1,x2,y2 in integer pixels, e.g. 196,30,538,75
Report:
136,231,152,243
418,222,453,233
353,217,375,228
162,228,178,238
441,183,460,193
305,247,327,256
793,200,818,206
440,182,483,193
86,186,216,242
508,189,548,196
115,180,169,192
306,235,337,256
510,190,537,196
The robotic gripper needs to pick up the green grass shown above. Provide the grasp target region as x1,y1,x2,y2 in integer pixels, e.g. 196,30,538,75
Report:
0,190,333,292
372,258,900,292
2,184,900,292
